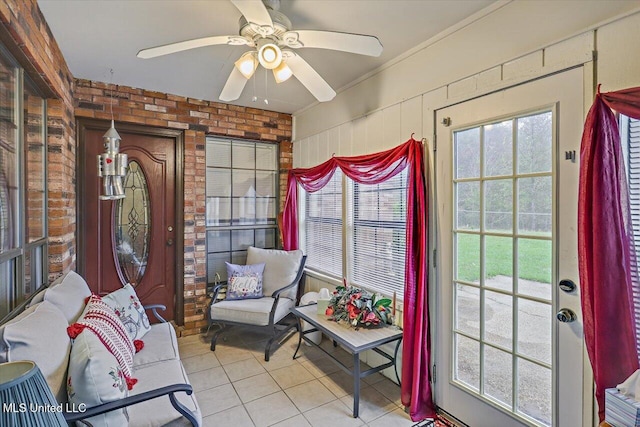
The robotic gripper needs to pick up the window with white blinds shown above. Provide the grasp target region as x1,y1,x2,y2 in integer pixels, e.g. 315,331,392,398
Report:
304,169,343,278
301,165,408,300
350,169,408,299
621,114,640,357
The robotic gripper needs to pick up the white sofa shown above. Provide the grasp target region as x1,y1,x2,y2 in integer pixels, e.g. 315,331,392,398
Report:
0,271,201,427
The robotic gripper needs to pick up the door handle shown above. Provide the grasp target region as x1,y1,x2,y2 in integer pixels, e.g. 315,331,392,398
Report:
556,308,577,323
166,238,173,246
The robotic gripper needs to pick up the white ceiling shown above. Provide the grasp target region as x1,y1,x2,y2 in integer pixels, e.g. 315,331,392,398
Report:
38,0,495,114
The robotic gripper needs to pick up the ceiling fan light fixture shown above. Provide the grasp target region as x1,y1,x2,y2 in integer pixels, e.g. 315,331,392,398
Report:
258,42,282,70
273,61,292,83
234,52,258,79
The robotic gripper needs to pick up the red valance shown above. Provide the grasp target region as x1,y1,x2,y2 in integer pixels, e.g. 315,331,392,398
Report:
282,137,435,421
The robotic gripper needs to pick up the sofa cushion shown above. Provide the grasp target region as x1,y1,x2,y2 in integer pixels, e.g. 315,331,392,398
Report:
129,359,201,427
210,296,294,326
102,284,152,341
133,322,179,367
67,329,129,427
70,295,137,387
0,301,70,404
246,246,303,299
225,262,265,300
44,271,92,323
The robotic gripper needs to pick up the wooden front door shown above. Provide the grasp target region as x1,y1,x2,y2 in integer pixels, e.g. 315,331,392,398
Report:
78,119,184,323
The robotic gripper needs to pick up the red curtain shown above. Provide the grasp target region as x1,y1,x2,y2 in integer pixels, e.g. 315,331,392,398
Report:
579,86,640,421
282,137,435,421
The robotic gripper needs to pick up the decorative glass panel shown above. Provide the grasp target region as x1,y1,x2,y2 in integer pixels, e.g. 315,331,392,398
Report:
115,161,150,285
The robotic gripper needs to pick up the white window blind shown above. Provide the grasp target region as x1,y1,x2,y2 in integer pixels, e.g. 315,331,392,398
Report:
350,169,407,299
622,114,640,358
304,169,343,278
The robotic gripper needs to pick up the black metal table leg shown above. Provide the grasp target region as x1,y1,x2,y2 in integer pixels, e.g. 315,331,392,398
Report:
353,352,360,418
292,317,303,359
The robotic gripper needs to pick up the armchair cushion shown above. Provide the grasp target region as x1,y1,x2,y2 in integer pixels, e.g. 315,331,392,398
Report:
225,262,265,300
133,322,179,368
246,247,303,299
210,297,294,326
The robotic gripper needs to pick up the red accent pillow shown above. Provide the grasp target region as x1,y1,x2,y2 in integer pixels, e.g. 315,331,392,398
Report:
68,295,138,389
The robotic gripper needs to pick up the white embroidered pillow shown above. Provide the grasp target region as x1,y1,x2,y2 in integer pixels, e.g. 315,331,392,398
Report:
102,284,151,341
67,295,138,390
67,329,129,427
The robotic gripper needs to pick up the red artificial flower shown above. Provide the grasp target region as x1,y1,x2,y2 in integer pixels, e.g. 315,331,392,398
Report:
364,312,379,324
347,304,361,319
325,306,334,316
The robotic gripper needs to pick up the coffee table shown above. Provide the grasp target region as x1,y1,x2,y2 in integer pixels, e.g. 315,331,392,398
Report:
290,304,403,418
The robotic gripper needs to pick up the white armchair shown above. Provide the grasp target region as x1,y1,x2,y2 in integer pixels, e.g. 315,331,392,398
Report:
208,247,306,361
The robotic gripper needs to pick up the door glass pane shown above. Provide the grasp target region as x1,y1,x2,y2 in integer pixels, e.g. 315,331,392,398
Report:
517,358,552,425
518,176,552,236
484,235,512,293
517,238,552,300
484,179,512,233
484,120,513,177
484,290,512,350
484,346,513,407
456,181,480,230
517,112,552,174
456,233,480,283
517,298,551,364
455,284,479,338
115,161,150,285
455,128,480,179
455,334,480,391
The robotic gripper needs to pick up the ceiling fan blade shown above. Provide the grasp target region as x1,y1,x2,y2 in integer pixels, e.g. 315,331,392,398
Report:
219,67,249,102
137,35,249,59
230,0,273,27
284,52,336,102
283,30,383,57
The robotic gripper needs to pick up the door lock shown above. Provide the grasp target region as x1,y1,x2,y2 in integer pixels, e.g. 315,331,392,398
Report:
559,279,576,293
166,238,173,246
556,308,577,323
167,226,173,232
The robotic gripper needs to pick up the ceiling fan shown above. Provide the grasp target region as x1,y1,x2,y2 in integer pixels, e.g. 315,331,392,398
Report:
137,0,383,103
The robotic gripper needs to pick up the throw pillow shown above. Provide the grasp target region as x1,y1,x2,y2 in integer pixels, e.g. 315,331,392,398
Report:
102,284,151,341
67,329,129,427
225,262,266,300
67,295,137,390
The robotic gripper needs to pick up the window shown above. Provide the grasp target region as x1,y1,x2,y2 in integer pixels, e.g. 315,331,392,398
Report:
0,47,47,320
621,114,640,356
205,137,278,284
303,169,342,278
351,170,407,298
302,168,408,299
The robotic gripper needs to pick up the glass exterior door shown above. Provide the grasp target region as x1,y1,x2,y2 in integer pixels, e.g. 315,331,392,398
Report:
434,68,587,427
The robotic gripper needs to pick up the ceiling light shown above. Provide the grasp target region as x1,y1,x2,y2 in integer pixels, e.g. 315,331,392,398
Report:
258,42,282,70
273,61,292,83
234,52,257,79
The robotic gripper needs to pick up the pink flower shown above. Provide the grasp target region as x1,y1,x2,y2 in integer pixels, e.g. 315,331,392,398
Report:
325,307,334,316
364,312,379,324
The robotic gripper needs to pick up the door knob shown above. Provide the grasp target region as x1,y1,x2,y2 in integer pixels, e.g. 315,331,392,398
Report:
556,308,577,323
166,238,173,246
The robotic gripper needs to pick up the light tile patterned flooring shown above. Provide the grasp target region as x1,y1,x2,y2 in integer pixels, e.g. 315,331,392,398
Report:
177,328,416,427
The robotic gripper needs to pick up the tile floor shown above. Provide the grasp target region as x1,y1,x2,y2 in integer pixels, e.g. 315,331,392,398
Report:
177,328,417,427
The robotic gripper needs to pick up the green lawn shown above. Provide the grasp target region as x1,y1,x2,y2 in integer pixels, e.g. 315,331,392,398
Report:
456,233,551,284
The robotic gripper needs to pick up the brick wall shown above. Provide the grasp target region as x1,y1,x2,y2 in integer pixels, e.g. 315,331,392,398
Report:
74,80,293,334
0,0,294,334
0,0,76,278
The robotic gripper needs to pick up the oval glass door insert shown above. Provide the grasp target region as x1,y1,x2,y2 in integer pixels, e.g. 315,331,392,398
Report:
114,160,150,285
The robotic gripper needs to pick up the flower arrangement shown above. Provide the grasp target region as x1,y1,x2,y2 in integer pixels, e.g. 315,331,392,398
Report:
325,282,392,329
